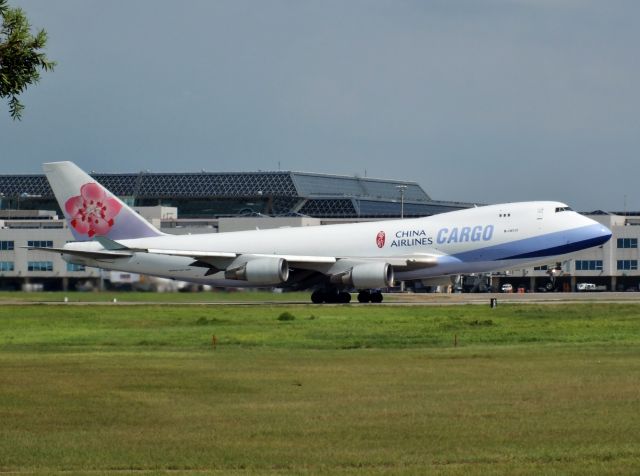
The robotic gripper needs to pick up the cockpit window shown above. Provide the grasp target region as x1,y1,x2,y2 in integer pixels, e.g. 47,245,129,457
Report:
555,206,573,213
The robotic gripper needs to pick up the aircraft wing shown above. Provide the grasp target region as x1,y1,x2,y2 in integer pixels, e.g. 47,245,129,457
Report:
145,249,438,270
141,249,336,275
28,240,439,271
147,249,337,264
29,234,440,288
26,241,338,267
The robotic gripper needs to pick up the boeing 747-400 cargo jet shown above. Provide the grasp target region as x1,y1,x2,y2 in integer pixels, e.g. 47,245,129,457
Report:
32,161,612,303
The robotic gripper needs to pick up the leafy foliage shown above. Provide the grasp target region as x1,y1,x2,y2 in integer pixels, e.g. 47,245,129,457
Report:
0,0,55,120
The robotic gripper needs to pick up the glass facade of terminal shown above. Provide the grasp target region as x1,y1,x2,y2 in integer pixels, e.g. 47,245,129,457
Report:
0,171,471,219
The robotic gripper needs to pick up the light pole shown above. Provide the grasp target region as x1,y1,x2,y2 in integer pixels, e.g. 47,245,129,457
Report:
396,185,407,219
395,185,408,293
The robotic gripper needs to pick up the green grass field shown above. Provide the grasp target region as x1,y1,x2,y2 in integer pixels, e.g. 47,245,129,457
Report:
0,290,310,303
1,301,640,474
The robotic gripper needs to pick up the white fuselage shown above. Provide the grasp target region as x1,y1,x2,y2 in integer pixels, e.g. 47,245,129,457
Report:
62,201,611,287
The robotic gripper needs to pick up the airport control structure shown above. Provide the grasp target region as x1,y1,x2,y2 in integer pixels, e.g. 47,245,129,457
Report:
0,169,638,292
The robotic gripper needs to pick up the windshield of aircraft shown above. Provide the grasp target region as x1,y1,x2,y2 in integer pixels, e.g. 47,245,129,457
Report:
555,206,573,213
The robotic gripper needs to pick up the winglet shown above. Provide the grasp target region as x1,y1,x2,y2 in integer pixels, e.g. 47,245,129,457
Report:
43,161,164,241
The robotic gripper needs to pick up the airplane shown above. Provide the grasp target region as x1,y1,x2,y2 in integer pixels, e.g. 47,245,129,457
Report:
31,161,612,303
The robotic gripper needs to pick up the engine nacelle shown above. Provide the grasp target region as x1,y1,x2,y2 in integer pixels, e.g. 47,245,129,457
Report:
225,257,289,285
330,262,394,289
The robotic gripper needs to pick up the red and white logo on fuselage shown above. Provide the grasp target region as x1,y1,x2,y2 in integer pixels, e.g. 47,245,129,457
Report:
376,231,386,248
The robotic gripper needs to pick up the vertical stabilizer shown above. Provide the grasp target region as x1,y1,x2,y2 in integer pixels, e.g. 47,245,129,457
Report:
43,161,164,240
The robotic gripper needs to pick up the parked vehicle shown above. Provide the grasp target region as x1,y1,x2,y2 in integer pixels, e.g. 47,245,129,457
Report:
501,283,513,293
576,283,596,292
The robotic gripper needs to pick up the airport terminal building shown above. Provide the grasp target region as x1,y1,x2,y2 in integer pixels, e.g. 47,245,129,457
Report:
0,170,469,219
0,169,638,292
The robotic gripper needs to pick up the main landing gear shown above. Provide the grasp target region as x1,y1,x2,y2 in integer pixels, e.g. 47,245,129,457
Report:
310,289,384,304
311,289,351,304
356,290,383,303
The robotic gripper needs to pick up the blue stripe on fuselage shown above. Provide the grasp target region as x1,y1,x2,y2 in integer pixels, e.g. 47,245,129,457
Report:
448,223,611,263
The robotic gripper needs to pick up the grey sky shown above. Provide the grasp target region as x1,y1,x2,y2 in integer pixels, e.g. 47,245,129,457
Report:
1,0,638,211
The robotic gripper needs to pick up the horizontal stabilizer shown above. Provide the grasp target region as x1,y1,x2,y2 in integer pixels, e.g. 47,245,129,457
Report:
146,249,238,259
94,236,130,250
24,246,133,260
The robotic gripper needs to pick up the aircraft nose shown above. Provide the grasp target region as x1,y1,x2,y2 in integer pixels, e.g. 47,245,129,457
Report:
587,220,612,247
599,225,612,244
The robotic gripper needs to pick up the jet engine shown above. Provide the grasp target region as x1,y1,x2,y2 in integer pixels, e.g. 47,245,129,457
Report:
224,257,289,285
330,262,394,289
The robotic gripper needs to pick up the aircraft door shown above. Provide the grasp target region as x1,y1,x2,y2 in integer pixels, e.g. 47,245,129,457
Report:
536,207,544,231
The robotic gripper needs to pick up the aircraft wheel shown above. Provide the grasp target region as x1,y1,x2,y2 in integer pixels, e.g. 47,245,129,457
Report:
357,290,371,303
312,289,349,304
329,293,338,303
370,292,383,303
338,291,352,303
324,290,339,304
311,290,324,304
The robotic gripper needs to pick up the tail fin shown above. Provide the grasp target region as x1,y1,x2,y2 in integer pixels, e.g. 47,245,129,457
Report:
43,161,164,240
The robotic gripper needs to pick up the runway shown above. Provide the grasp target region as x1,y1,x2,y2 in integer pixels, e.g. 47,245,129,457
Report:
4,291,640,306
386,291,640,305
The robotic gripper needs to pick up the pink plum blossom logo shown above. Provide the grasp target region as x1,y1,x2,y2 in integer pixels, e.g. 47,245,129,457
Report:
376,231,386,248
65,183,122,238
